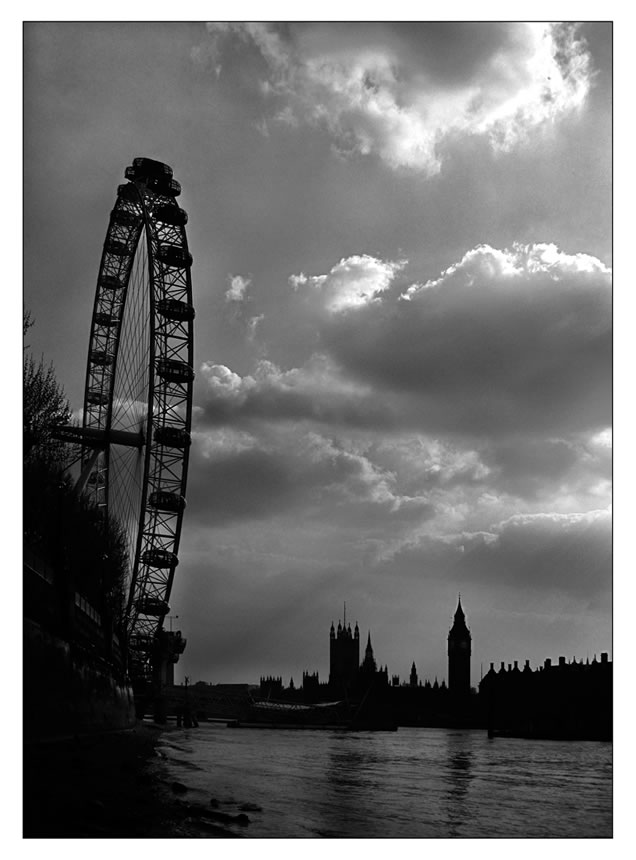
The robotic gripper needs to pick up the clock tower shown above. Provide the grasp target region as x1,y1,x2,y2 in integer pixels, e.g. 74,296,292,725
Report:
447,595,472,696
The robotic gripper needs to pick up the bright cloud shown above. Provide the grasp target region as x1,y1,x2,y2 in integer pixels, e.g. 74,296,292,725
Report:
402,242,611,299
290,254,404,312
225,273,251,303
204,22,593,173
198,355,390,430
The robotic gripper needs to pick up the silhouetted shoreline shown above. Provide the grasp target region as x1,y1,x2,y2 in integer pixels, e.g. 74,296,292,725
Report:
23,722,238,838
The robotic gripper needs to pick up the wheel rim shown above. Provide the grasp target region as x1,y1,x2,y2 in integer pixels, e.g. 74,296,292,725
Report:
80,158,194,682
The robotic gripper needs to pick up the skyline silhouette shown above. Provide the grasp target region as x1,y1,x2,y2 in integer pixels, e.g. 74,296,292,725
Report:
24,22,611,687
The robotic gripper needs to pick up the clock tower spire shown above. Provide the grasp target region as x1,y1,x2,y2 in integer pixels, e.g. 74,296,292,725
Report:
447,594,472,696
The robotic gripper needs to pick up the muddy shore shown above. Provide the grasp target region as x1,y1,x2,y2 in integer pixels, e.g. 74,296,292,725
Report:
23,722,240,838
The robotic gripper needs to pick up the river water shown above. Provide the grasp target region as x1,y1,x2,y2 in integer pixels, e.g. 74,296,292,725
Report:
154,724,612,838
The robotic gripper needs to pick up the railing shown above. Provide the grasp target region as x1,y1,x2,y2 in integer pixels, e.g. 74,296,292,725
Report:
24,543,124,666
74,592,101,626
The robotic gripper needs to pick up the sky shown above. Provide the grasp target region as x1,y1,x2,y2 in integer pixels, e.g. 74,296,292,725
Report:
23,21,612,688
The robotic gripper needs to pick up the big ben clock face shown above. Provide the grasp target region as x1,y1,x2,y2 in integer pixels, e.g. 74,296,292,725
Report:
459,640,468,650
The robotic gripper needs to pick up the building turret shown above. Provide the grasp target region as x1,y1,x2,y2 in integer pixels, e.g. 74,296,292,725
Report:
329,612,360,691
361,631,377,673
447,595,472,695
410,661,418,687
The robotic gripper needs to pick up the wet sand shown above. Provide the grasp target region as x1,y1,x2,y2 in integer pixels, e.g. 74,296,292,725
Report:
23,723,238,838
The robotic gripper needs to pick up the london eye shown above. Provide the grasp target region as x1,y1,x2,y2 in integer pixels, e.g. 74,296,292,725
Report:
57,157,194,684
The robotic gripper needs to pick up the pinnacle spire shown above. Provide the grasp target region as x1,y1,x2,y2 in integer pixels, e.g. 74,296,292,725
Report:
453,593,467,624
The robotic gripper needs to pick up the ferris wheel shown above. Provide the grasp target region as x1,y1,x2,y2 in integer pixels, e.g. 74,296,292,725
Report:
59,157,194,682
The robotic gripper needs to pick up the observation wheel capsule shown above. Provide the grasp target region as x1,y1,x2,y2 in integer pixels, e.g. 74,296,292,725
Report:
154,426,191,449
99,274,125,291
105,238,131,257
135,598,170,617
157,244,192,268
157,297,195,322
148,491,186,513
141,549,179,569
156,358,195,384
94,312,119,328
90,350,115,367
156,205,188,227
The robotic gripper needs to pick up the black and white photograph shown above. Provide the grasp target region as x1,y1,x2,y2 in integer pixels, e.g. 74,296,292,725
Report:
22,16,614,843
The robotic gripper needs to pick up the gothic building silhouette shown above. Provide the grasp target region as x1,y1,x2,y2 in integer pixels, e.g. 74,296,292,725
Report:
254,594,611,740
328,619,389,694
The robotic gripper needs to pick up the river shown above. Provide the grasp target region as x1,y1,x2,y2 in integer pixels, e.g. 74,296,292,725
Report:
153,723,612,838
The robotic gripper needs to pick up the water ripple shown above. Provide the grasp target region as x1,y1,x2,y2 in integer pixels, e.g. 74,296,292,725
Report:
155,726,611,838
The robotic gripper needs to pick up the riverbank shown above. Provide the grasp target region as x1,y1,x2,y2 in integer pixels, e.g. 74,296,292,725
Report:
23,722,240,838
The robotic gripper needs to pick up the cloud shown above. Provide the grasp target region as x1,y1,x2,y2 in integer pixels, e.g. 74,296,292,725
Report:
225,273,251,303
391,507,611,601
481,431,611,504
203,22,593,173
246,313,265,340
190,237,610,631
187,423,434,530
318,243,611,437
290,254,404,312
208,242,610,441
197,355,391,430
194,240,611,524
193,239,610,560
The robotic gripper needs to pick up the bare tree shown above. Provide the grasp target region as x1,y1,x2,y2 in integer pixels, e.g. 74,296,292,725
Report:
23,312,71,462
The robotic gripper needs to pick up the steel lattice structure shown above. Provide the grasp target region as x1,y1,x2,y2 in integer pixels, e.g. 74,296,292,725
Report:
64,157,194,683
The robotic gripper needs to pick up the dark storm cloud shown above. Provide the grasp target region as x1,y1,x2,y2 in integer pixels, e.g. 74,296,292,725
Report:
186,447,300,525
306,244,611,438
391,508,611,603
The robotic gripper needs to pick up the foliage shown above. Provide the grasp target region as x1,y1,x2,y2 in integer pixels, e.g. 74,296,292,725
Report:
23,313,128,627
24,460,129,625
